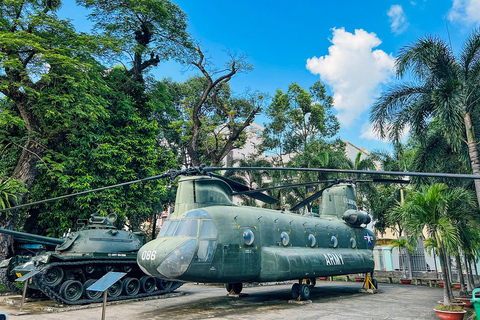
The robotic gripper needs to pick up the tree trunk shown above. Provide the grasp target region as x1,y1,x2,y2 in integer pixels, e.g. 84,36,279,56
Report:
465,255,474,292
438,238,455,303
455,254,467,297
405,248,413,279
0,138,44,260
464,112,480,206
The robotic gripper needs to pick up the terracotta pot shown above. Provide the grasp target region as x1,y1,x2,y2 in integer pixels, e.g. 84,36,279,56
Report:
319,277,327,280
401,279,412,284
355,278,364,282
453,283,461,290
433,308,466,320
456,299,472,308
439,282,444,287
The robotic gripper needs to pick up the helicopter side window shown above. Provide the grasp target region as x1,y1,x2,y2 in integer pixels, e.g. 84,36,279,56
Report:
174,219,198,237
158,221,171,237
165,221,179,237
200,220,217,239
194,240,216,262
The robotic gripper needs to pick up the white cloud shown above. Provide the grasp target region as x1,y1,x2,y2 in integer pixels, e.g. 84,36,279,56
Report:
306,28,395,127
387,5,409,34
360,122,410,142
448,0,480,26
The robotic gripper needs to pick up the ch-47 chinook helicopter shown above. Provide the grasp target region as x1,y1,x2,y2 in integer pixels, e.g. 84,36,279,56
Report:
134,166,480,301
2,166,479,301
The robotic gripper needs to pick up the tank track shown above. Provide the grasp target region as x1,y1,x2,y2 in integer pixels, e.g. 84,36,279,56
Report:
32,260,183,305
0,267,22,294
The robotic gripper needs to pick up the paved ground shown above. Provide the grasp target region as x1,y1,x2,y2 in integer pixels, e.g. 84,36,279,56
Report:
0,281,476,320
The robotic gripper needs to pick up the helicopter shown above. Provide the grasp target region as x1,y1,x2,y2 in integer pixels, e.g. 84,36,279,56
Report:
134,166,480,301
2,166,479,301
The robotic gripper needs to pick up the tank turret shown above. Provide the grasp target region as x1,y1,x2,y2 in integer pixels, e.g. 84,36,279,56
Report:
0,213,182,304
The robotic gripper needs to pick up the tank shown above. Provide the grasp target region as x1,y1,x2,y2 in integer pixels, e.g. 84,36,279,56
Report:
0,214,182,304
0,234,57,294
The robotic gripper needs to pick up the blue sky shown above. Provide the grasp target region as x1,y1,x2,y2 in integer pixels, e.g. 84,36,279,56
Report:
59,0,480,152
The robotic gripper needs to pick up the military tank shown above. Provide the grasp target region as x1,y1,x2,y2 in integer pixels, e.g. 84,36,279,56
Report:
0,214,182,304
0,232,57,294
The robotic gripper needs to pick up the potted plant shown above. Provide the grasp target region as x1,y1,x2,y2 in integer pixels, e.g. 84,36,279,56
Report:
433,304,466,320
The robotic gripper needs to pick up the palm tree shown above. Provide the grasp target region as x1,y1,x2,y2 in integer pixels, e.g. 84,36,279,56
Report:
392,183,474,305
371,30,480,205
390,238,414,280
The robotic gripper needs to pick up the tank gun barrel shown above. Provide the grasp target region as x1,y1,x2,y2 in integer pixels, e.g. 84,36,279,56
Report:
0,228,64,245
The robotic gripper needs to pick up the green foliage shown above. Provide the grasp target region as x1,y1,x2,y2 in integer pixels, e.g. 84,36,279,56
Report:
434,304,464,312
28,67,177,235
0,177,25,212
162,75,263,166
262,81,339,161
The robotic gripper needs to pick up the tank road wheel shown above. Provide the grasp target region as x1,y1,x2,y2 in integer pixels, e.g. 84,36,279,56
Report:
291,283,300,300
122,265,133,273
44,267,64,287
107,280,123,297
139,276,156,293
299,284,311,300
60,280,83,302
104,265,115,273
83,279,102,300
156,279,173,291
84,265,95,275
123,277,140,296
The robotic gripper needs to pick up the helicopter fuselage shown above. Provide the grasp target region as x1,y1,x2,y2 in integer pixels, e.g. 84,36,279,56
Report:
137,176,375,284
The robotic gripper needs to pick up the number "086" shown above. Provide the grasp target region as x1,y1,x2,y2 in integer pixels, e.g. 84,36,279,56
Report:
141,250,156,260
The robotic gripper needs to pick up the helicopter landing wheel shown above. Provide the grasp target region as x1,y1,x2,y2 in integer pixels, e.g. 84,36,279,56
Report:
291,283,300,300
299,284,310,300
225,283,243,294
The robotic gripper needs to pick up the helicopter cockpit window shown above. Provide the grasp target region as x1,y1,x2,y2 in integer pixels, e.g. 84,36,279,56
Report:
200,220,217,239
194,240,216,262
186,209,212,219
174,219,198,237
158,221,170,237
164,220,179,237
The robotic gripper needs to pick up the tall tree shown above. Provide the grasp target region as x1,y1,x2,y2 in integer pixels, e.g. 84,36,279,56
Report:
371,30,480,205
393,184,474,305
0,0,108,258
164,47,264,166
262,82,339,165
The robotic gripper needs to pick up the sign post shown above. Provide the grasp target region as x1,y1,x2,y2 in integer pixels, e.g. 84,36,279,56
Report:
87,271,126,320
14,270,40,312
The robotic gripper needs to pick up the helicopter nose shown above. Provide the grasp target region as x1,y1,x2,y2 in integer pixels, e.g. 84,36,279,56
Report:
137,238,197,279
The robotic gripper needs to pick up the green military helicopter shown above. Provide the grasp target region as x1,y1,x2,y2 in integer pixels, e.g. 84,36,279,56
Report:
3,166,479,301
135,166,480,300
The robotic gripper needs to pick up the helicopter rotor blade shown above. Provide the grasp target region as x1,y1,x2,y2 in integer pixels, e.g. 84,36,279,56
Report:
290,182,339,212
0,171,179,213
204,166,480,180
232,180,335,196
209,173,279,204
